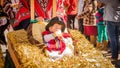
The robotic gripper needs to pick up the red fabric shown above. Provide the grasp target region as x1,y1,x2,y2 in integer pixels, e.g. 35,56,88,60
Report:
19,0,29,9
84,26,98,36
62,33,71,38
13,6,30,27
42,31,66,53
57,0,67,24
34,0,52,19
64,0,78,15
19,0,52,19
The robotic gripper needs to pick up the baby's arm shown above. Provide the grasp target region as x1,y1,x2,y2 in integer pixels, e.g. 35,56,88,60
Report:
43,33,56,42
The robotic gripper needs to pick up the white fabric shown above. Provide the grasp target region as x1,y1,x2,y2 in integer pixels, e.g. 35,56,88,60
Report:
44,34,55,42
64,28,68,33
47,47,73,61
63,37,74,53
11,0,20,12
78,0,84,15
55,29,62,35
74,18,79,29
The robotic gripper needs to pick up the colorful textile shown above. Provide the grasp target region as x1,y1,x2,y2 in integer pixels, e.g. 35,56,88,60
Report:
3,0,15,20
95,7,108,42
84,26,98,36
34,0,52,19
13,5,30,27
57,0,67,24
19,0,52,19
79,10,96,26
19,0,29,9
95,8,104,25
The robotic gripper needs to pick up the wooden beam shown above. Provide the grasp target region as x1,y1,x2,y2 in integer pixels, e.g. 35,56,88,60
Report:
8,39,21,68
30,0,34,20
52,0,56,18
1,0,4,6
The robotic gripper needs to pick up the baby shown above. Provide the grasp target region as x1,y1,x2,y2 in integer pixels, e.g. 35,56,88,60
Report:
42,17,74,61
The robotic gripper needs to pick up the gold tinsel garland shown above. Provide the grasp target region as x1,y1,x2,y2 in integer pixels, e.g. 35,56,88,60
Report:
69,29,114,68
7,29,29,46
7,29,115,68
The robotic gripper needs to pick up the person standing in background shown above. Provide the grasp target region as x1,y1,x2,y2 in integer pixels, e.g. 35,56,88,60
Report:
19,0,53,21
64,0,78,29
13,1,30,30
97,0,120,61
56,0,67,26
75,0,84,33
77,0,98,46
3,0,15,21
0,5,9,44
95,2,108,50
34,0,53,20
2,0,17,27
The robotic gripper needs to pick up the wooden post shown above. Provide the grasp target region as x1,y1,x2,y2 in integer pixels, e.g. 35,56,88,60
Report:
1,0,4,6
30,0,34,20
52,0,56,18
8,39,21,68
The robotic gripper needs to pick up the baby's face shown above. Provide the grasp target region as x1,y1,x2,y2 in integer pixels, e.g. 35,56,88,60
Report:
49,23,62,32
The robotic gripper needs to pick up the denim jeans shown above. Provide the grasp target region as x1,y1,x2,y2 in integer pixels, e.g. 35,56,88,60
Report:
106,21,120,58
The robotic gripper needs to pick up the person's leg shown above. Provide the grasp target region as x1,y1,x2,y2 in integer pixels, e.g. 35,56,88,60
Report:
96,25,103,49
103,25,108,50
107,21,119,59
67,14,76,29
67,15,72,29
78,18,84,33
71,14,77,29
97,25,104,43
90,35,97,45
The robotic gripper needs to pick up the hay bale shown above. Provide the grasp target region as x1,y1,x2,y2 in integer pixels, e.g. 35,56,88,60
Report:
7,29,29,45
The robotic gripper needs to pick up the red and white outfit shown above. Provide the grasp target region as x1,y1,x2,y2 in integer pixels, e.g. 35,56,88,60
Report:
42,31,73,61
64,0,78,29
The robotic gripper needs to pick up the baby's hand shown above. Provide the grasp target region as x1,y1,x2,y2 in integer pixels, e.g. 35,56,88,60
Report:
55,29,62,36
57,36,63,40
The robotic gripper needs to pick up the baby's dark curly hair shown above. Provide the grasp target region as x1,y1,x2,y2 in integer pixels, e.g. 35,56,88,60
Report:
45,16,65,32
